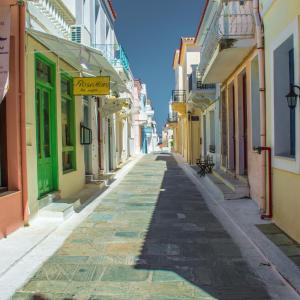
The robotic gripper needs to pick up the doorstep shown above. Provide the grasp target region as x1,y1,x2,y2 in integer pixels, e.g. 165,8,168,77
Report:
208,168,250,200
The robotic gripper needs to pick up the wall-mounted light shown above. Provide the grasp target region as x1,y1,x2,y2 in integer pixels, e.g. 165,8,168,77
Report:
285,84,300,110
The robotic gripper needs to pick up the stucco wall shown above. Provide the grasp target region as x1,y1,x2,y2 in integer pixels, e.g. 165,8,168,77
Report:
223,50,263,206
25,35,85,216
263,0,300,242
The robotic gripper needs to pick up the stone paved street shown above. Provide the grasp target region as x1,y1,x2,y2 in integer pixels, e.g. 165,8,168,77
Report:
13,154,276,299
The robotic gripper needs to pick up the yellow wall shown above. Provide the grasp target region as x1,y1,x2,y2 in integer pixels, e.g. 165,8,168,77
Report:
25,35,85,215
263,0,300,242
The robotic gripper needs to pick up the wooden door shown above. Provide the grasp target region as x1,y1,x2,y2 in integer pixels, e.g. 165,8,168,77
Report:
36,85,56,197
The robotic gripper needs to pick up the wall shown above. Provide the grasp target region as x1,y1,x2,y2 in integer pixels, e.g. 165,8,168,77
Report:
25,35,85,215
0,2,25,239
263,0,300,242
223,49,263,205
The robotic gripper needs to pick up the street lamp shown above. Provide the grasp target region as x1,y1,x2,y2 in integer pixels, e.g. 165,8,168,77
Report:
285,84,299,157
285,84,300,109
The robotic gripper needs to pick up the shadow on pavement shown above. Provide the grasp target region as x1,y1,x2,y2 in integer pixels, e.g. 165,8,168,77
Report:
135,154,271,300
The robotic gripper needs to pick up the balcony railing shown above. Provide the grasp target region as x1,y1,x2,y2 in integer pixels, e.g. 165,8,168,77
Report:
188,73,216,93
93,44,130,71
168,114,178,123
198,0,255,78
172,90,186,103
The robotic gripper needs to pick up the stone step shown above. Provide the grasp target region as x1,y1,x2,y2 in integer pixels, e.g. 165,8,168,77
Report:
38,191,61,210
38,202,74,220
212,169,249,194
208,169,250,200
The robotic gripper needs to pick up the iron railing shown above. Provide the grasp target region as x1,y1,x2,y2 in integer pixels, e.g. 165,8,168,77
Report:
93,44,130,71
188,73,216,92
198,0,255,78
172,90,186,103
168,114,178,123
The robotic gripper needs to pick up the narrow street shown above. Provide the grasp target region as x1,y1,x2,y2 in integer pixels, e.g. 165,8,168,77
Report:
12,154,297,300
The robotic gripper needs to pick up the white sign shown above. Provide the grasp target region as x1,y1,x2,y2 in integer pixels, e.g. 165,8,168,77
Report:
0,6,10,104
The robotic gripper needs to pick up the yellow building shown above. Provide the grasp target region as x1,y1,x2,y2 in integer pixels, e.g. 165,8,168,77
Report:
25,33,86,214
262,0,300,242
171,38,202,165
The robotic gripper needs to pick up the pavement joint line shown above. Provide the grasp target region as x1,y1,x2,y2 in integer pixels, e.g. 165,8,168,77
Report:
174,153,300,298
0,154,144,300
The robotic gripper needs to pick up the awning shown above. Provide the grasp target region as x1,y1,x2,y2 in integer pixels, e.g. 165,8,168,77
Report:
27,29,129,94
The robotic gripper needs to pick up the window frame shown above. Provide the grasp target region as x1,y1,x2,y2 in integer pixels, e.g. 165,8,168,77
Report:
270,17,300,174
61,72,77,174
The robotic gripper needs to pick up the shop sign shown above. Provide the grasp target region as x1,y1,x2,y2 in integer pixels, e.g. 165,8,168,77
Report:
0,6,10,103
73,76,110,96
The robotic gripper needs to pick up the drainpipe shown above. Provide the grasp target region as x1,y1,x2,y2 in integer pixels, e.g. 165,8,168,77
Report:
19,1,29,224
253,0,267,214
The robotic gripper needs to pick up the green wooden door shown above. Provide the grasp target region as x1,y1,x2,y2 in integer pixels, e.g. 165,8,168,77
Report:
36,85,55,197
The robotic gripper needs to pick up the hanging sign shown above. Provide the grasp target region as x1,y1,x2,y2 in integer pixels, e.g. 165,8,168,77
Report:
0,6,11,104
73,76,110,96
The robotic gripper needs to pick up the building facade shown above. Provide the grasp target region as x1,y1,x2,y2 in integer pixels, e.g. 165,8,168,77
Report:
0,1,28,238
262,0,300,242
0,0,152,239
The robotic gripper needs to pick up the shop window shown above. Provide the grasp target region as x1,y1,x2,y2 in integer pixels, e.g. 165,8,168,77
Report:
61,74,76,172
251,56,261,148
0,97,7,191
274,35,295,158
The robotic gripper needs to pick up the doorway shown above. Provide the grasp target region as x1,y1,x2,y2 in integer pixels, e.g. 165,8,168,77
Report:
83,97,91,175
221,90,228,168
107,118,113,171
228,83,236,171
242,73,248,174
35,55,58,198
203,115,207,156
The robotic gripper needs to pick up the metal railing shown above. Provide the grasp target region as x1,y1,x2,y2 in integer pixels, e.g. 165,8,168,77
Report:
172,90,186,103
93,44,130,71
168,114,178,123
198,0,255,78
188,73,216,92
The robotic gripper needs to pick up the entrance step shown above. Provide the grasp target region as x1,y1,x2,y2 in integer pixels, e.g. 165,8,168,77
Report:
38,202,74,220
86,173,115,186
38,191,61,210
208,169,250,200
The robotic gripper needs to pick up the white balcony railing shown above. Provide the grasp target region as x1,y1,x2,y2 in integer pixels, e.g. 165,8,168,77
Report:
199,0,255,78
30,0,73,38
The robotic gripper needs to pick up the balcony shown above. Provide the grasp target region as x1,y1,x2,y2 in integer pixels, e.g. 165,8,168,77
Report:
198,0,255,83
171,90,187,116
168,114,178,123
93,44,130,74
188,70,217,110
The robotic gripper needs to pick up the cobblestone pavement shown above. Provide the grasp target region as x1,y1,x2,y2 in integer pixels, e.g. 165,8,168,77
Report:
13,154,272,300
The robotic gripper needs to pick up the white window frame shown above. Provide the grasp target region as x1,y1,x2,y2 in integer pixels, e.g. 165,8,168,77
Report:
270,17,300,174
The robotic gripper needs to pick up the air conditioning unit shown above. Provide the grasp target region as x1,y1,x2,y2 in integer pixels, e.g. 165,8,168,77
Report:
70,25,91,46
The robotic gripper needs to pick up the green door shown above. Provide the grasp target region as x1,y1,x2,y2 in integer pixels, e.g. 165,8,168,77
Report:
36,85,56,197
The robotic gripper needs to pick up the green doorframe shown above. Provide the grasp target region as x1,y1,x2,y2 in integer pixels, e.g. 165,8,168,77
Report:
34,52,59,198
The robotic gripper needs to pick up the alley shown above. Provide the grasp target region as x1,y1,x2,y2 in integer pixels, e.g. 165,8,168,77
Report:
12,153,295,300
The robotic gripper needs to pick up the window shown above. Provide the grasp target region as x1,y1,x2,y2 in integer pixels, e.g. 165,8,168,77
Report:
251,56,260,148
0,97,7,191
61,74,76,172
274,35,295,158
36,59,52,84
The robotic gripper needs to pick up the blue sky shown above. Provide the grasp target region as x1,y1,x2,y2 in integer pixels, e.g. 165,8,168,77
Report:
113,0,204,133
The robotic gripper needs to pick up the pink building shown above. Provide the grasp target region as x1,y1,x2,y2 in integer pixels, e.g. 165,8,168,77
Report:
0,1,28,238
